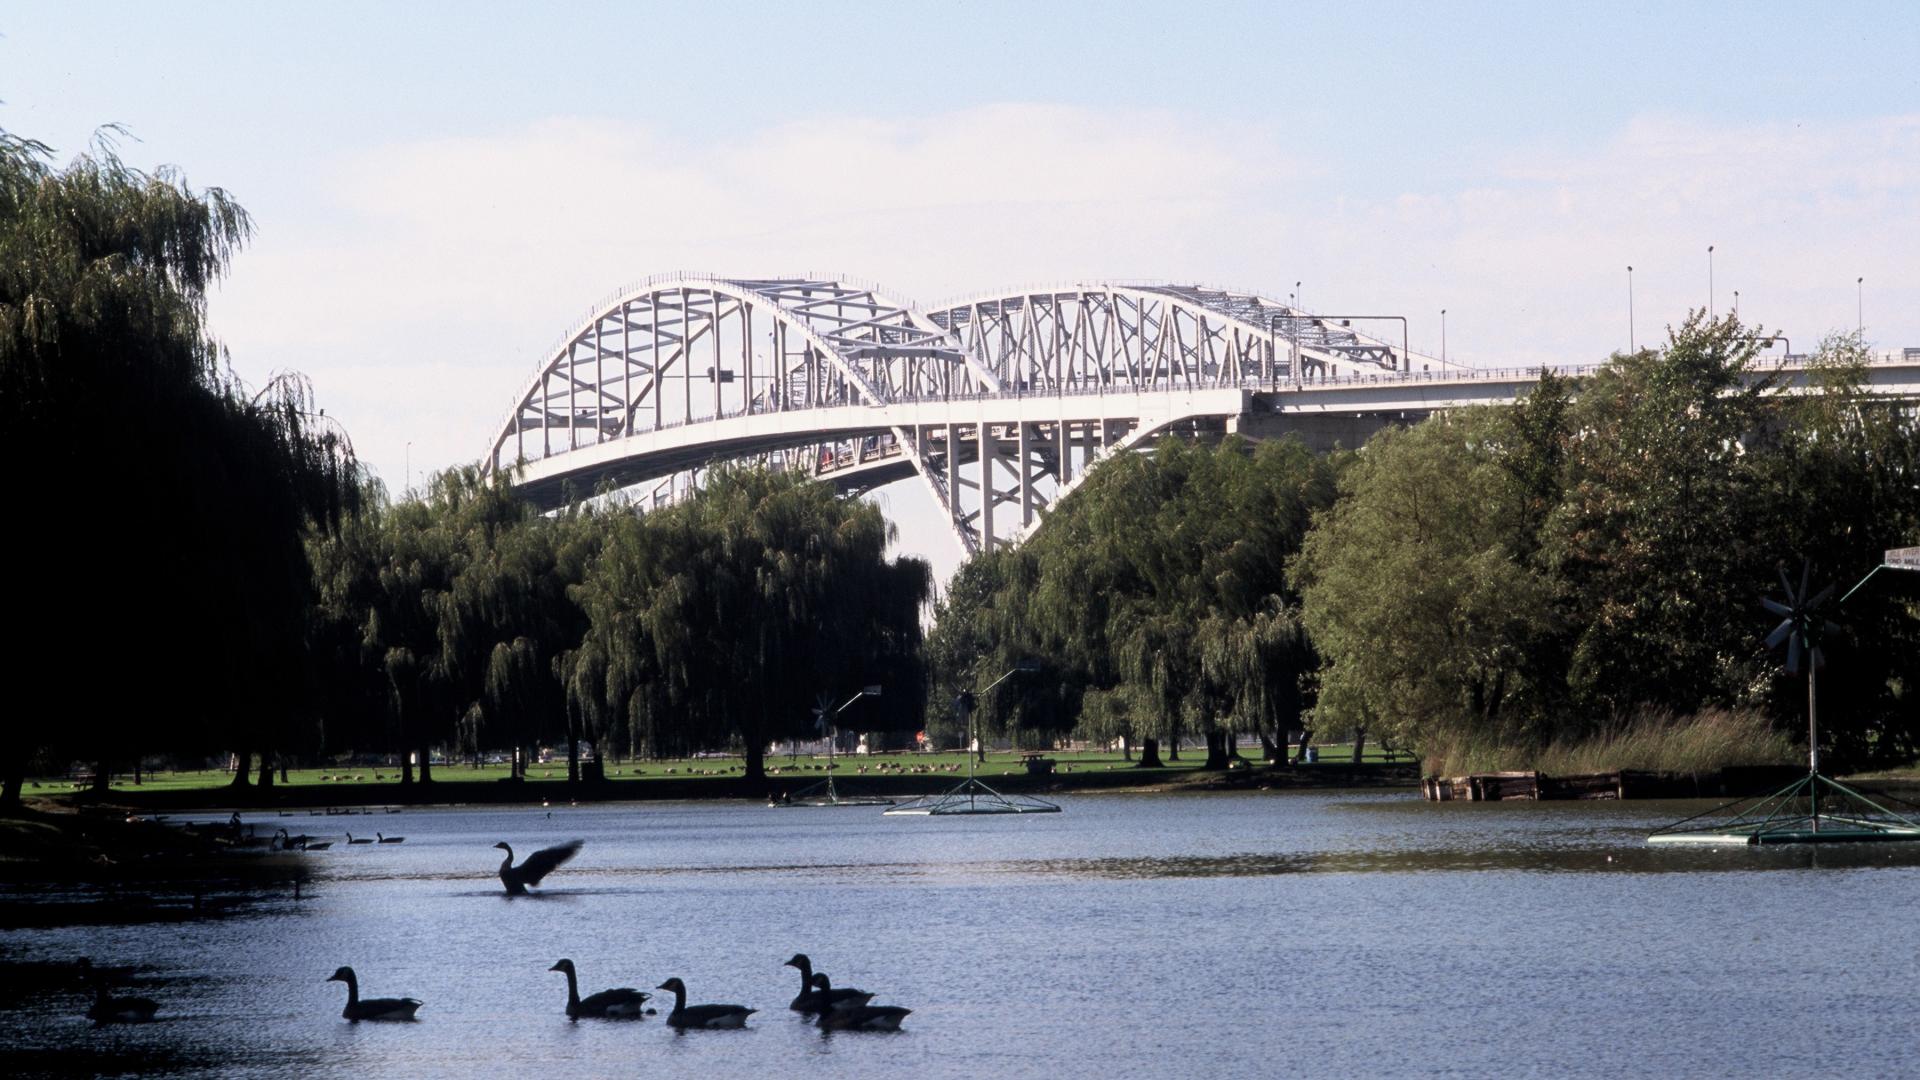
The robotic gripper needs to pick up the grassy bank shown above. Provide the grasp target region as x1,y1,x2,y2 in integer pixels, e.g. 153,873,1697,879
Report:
25,746,1418,811
1424,708,1800,777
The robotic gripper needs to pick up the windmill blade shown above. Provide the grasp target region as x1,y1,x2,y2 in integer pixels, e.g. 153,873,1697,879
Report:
1786,633,1803,676
1764,621,1796,650
1821,620,1842,639
1806,584,1835,611
1779,566,1797,600
1761,597,1794,618
1798,560,1812,603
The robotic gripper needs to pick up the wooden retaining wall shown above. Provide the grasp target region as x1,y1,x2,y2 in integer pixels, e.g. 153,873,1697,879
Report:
1422,765,1804,801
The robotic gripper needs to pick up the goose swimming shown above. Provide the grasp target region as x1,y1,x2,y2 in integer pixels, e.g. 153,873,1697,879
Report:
810,973,910,1031
494,839,582,895
783,954,873,1013
77,959,159,1024
549,959,649,1019
654,977,754,1029
326,966,422,1021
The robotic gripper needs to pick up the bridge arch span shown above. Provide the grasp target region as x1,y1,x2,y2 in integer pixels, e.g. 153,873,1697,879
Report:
489,275,1001,510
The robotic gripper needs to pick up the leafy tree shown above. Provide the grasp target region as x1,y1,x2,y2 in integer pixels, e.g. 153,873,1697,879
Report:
1294,414,1564,759
1,130,354,808
929,436,1336,768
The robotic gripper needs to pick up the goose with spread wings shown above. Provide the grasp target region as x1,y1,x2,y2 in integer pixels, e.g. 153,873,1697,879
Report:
494,839,583,895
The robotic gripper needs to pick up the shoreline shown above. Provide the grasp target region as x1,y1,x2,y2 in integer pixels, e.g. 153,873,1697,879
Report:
33,760,1424,815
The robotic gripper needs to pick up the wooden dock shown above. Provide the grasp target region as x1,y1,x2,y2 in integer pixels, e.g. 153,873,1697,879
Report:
1422,766,1803,801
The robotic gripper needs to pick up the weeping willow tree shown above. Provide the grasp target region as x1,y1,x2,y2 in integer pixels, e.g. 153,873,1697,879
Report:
927,435,1337,769
0,129,356,807
577,466,931,782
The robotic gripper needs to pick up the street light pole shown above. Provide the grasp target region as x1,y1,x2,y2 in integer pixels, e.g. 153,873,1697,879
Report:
1858,276,1864,335
970,660,1041,769
1441,309,1447,366
1708,244,1715,315
1627,266,1635,352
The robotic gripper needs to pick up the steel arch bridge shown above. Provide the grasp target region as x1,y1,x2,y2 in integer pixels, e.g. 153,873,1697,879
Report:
488,274,1920,555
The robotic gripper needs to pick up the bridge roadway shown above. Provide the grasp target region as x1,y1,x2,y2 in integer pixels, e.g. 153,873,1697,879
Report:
510,354,1920,553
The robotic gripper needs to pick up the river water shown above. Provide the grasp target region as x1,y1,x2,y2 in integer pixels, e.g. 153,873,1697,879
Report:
3,791,1917,1079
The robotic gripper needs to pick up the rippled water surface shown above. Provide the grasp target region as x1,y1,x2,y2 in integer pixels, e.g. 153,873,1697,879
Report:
4,792,1919,1079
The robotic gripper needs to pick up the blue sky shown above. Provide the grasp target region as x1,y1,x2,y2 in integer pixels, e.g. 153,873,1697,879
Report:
6,1,1917,579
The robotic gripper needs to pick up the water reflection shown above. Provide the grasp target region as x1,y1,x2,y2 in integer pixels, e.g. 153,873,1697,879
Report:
2,793,1916,1080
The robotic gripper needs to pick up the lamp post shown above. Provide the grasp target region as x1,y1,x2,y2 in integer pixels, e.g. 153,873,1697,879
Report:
1441,309,1447,366
1733,290,1739,316
1708,244,1715,315
405,440,412,499
969,660,1041,768
1627,266,1635,352
1857,276,1864,335
812,685,881,799
1294,281,1302,312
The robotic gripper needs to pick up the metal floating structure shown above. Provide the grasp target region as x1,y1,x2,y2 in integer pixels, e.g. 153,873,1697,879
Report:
769,687,894,808
884,661,1061,816
1648,549,1920,846
1648,773,1920,845
883,778,1059,816
771,777,895,809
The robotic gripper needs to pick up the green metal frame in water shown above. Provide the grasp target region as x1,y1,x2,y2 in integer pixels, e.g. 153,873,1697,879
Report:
1647,773,1920,846
883,778,1061,815
767,775,896,808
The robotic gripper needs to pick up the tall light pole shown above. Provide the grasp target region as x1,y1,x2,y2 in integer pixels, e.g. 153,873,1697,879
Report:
1627,266,1635,352
1858,276,1864,335
1295,281,1303,313
1733,290,1740,317
1441,309,1447,365
1707,244,1715,315
405,440,413,499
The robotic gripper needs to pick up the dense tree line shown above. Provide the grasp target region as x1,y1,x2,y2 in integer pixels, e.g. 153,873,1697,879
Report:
1296,316,1920,769
308,465,931,787
930,316,1918,772
0,131,930,805
925,438,1338,767
0,132,357,807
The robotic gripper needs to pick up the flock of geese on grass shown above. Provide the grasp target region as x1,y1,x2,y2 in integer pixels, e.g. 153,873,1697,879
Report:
74,840,912,1032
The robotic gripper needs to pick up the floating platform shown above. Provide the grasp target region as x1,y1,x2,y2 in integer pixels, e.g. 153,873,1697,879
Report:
1647,773,1920,846
882,778,1060,816
767,778,894,808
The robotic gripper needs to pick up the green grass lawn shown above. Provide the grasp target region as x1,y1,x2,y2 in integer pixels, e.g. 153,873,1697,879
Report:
33,743,1411,796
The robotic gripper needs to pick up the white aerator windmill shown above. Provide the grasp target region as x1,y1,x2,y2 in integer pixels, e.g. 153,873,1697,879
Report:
1649,552,1920,845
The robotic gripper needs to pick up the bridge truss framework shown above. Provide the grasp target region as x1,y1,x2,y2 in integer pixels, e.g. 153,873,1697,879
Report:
490,274,1920,555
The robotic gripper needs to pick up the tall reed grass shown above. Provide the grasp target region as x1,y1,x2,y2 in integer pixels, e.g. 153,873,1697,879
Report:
1425,708,1798,776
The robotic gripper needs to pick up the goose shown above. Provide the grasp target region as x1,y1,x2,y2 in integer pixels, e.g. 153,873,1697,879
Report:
345,833,374,845
783,954,873,1013
494,839,582,895
376,833,405,844
326,966,421,1022
77,959,159,1024
809,974,909,1031
654,977,754,1029
303,840,334,851
548,959,649,1019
